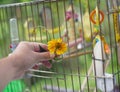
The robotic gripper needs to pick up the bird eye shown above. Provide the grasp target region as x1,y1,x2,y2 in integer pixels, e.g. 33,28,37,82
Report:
75,18,78,22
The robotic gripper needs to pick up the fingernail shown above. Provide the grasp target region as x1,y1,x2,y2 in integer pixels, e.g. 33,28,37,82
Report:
50,54,55,58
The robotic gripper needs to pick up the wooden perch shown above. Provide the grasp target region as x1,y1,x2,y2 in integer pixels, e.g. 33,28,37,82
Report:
63,50,92,60
80,63,93,92
68,38,83,48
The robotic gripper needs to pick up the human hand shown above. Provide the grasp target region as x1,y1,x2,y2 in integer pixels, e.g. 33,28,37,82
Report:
9,41,55,79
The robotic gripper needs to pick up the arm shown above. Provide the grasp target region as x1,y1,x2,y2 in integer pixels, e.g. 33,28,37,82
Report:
0,41,54,91
0,56,16,91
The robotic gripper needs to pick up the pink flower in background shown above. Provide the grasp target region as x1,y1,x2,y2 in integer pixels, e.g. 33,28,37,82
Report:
66,11,78,21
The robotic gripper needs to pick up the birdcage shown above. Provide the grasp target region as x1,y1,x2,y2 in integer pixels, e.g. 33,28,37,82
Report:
0,0,120,92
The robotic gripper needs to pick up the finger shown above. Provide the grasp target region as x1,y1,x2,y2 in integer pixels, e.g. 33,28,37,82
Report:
34,52,55,61
41,61,52,69
31,42,48,52
32,64,39,69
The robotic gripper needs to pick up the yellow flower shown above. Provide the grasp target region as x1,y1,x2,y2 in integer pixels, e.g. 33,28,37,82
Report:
48,38,67,55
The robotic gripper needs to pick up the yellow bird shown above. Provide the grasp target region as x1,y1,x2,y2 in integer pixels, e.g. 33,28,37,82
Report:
42,25,65,34
24,18,65,41
82,11,95,42
24,18,36,40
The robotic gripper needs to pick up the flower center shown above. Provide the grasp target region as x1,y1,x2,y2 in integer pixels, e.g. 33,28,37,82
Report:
56,43,61,49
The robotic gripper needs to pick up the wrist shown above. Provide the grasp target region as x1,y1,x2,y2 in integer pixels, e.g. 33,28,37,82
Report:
7,54,24,80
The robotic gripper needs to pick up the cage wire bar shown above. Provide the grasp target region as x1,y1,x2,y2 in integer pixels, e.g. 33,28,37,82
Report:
0,0,120,92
